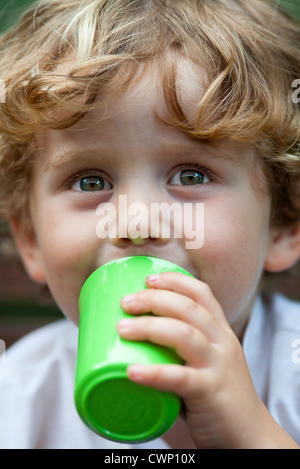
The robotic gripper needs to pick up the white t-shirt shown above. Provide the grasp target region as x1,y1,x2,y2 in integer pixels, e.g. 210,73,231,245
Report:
243,294,300,445
0,294,299,449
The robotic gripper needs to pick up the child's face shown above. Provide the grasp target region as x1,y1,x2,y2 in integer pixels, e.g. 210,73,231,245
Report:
25,65,275,336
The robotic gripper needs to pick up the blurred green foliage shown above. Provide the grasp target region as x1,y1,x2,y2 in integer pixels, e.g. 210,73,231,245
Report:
0,0,34,33
0,300,61,317
280,0,300,20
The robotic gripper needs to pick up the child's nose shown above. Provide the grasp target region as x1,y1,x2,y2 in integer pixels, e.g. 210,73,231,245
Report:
108,193,171,248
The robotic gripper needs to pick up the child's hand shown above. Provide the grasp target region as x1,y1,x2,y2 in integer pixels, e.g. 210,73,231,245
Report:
118,272,297,449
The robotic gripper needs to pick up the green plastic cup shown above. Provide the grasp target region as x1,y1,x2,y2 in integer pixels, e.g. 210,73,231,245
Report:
74,255,193,443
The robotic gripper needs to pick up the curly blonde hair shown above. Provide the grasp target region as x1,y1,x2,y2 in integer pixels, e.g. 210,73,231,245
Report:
0,0,299,231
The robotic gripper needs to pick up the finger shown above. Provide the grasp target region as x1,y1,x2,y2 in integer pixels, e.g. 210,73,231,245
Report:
145,272,227,325
117,315,212,365
126,363,206,402
121,288,220,342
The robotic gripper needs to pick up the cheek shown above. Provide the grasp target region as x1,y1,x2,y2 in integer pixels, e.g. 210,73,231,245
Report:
188,198,271,322
35,206,101,321
40,214,96,270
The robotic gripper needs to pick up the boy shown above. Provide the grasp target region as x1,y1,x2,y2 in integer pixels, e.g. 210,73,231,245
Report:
0,0,299,449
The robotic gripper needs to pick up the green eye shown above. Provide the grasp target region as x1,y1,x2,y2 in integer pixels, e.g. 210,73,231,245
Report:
179,170,205,185
169,169,209,186
79,176,105,191
71,174,112,192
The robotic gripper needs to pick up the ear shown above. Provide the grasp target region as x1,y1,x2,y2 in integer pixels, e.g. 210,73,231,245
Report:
264,221,300,273
9,219,46,284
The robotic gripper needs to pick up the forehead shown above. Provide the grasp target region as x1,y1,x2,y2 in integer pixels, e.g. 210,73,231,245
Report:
34,58,258,175
35,59,206,146
87,58,207,126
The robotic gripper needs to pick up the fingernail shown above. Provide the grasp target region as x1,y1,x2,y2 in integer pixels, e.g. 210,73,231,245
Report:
117,319,133,330
146,274,160,283
128,364,143,381
122,294,135,304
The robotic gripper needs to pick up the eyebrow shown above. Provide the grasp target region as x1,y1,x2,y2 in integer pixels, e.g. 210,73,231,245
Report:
160,141,237,165
44,149,102,173
43,140,237,173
